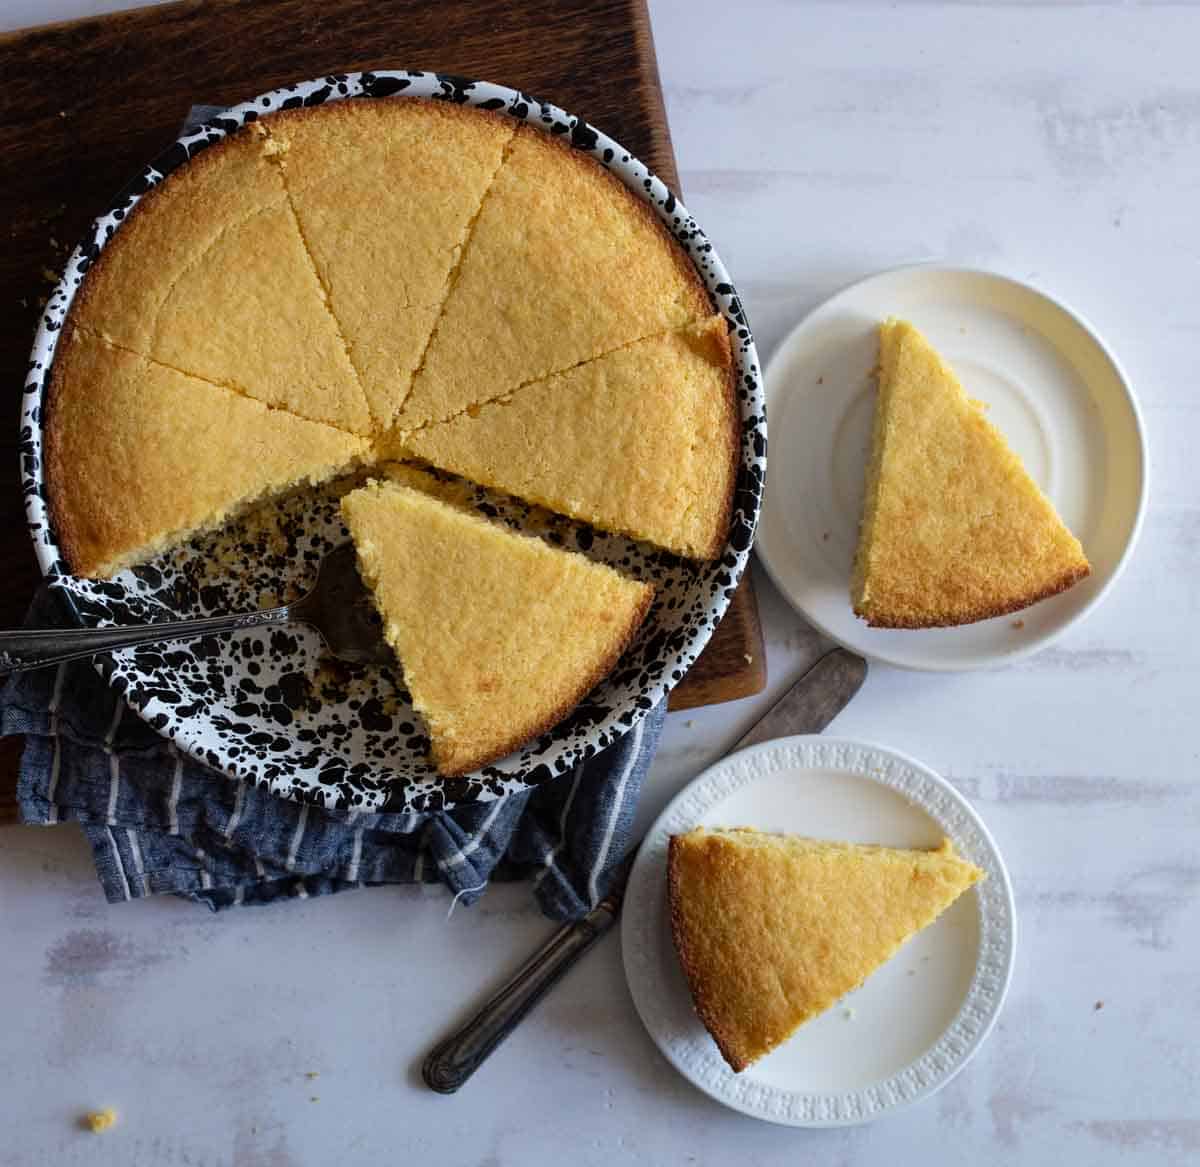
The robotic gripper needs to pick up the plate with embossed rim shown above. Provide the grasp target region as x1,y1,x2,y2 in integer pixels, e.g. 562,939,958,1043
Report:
621,736,1015,1126
757,265,1147,671
19,71,765,814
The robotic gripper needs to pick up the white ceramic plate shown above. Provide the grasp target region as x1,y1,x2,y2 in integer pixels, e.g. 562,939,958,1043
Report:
621,736,1016,1127
756,265,1147,671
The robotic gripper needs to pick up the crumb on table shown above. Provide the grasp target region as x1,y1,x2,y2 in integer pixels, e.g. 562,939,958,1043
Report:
305,1071,320,1080
1094,1000,1104,1011
84,1108,117,1133
1012,619,1025,630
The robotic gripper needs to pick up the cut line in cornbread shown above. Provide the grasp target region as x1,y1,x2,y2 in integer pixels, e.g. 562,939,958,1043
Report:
69,125,371,434
667,827,984,1072
46,329,367,579
394,123,713,430
851,318,1089,628
263,100,515,429
396,317,738,559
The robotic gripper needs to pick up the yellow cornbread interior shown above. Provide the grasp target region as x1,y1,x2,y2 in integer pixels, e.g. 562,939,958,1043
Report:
393,123,712,430
396,318,737,558
49,101,736,585
667,828,983,1072
71,125,371,434
851,318,1090,628
264,101,515,429
340,482,653,776
47,330,366,578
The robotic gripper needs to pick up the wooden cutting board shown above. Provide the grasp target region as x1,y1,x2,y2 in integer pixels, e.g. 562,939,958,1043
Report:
0,0,766,822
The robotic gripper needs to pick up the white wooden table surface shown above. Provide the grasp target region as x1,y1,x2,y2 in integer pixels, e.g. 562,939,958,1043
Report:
1,1,1197,1163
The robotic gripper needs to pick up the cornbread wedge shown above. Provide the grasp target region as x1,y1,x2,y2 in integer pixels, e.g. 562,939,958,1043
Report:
340,481,654,776
394,123,713,429
264,100,514,429
667,828,983,1072
397,318,738,558
46,329,366,579
69,126,371,434
852,319,1089,627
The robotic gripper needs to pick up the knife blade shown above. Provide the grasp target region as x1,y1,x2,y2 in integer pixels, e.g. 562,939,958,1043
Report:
421,646,868,1093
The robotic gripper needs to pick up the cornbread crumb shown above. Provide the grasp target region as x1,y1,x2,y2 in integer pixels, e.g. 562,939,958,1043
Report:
84,1108,117,1133
305,1071,320,1080
743,653,753,665
1012,619,1025,630
668,828,983,1071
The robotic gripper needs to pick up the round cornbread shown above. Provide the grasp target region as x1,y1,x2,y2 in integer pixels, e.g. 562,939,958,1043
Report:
47,97,736,579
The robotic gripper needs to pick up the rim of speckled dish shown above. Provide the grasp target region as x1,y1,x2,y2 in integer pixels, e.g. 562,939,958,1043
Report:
20,71,766,813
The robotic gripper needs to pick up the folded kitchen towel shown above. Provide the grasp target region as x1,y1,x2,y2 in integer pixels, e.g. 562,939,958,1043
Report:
2,586,664,921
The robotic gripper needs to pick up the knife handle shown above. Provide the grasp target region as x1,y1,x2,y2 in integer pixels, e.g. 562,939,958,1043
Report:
422,893,621,1094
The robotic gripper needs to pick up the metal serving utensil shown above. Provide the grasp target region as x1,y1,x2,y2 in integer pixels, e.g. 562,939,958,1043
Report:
0,543,392,673
422,646,869,1094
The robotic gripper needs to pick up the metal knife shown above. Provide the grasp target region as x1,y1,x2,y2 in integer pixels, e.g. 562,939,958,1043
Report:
421,646,868,1094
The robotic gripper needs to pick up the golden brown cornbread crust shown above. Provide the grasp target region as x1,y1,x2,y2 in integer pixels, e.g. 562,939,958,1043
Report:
667,828,984,1072
49,99,733,582
507,123,710,322
856,563,1091,629
394,120,716,430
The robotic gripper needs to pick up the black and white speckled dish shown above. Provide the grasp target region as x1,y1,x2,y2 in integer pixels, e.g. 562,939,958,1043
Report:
20,71,766,814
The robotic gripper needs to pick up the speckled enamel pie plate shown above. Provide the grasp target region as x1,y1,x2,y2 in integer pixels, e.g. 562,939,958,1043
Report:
20,71,765,813
757,265,1146,671
621,737,1016,1127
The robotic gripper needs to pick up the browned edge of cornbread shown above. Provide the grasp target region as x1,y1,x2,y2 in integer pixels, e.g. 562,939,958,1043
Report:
666,833,753,1073
854,560,1092,629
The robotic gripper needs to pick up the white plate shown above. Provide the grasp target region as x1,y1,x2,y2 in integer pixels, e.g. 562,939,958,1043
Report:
621,736,1016,1127
756,265,1147,671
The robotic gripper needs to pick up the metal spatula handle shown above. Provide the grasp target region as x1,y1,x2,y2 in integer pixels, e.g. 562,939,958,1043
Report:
423,892,622,1094
0,607,292,673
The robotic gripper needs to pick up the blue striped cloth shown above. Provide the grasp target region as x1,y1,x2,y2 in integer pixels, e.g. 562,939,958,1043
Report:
2,587,663,919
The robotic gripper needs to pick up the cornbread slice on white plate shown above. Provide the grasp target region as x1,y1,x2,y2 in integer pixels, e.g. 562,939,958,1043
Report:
398,317,738,559
667,827,983,1072
852,318,1090,628
340,481,654,776
621,736,1015,1126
